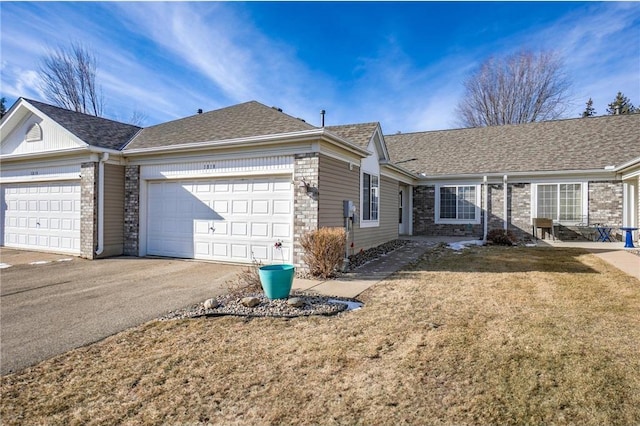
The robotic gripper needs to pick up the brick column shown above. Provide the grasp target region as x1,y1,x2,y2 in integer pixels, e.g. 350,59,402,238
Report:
80,162,98,259
123,165,140,256
293,153,319,271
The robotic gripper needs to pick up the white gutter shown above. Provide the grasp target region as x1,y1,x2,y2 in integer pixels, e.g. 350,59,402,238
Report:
503,175,508,231
0,146,123,162
616,156,640,172
123,129,370,158
95,152,109,256
415,168,621,181
483,175,488,244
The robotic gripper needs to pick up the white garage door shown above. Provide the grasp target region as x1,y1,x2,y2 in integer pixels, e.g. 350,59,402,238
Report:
147,177,293,264
1,182,81,254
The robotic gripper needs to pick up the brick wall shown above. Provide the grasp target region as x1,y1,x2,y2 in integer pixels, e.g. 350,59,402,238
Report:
123,165,140,256
293,153,319,271
589,180,623,240
412,185,483,237
508,183,532,239
80,162,98,259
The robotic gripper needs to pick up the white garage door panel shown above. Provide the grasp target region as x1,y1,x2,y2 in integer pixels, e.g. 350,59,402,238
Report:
146,177,293,263
1,182,81,254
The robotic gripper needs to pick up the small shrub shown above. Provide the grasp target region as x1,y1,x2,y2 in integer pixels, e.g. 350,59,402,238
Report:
229,256,263,294
300,227,346,279
487,229,518,245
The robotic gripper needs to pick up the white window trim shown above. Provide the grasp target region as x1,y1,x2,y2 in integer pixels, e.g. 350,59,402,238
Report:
531,182,588,225
434,184,482,225
360,171,380,228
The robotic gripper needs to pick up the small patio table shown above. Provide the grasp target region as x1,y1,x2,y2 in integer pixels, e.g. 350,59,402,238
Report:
619,227,638,248
595,226,613,242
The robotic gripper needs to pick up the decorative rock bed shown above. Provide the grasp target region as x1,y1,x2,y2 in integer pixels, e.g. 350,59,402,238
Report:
159,290,362,320
346,239,408,270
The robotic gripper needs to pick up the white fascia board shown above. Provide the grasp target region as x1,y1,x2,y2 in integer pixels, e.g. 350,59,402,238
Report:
124,128,370,159
616,156,640,173
415,168,619,184
380,161,419,180
0,145,123,162
126,142,314,166
123,129,325,155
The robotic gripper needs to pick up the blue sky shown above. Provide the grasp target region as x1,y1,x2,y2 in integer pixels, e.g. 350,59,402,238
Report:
1,2,639,133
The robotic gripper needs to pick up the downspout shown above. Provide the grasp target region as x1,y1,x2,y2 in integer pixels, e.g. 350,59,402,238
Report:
95,152,108,256
503,175,508,231
483,175,488,244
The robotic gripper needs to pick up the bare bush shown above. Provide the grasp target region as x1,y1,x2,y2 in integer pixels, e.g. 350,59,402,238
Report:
300,227,346,279
487,228,518,245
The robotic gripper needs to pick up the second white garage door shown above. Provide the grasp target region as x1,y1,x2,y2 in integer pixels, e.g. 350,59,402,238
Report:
147,177,293,264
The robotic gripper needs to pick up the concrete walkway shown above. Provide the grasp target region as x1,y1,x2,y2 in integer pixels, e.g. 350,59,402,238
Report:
292,237,469,298
542,240,639,280
294,237,640,299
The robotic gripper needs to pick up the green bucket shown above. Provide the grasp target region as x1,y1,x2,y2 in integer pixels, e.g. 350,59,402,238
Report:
259,264,295,299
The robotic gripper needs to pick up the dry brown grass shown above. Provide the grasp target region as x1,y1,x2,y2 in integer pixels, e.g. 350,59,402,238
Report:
2,246,639,425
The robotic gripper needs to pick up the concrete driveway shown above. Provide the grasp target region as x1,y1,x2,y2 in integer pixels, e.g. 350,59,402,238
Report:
0,248,243,375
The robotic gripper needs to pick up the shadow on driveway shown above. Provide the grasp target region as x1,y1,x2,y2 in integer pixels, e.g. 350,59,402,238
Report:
0,248,243,375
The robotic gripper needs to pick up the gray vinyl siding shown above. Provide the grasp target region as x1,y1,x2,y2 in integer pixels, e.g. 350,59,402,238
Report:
318,155,399,254
353,175,399,250
318,154,360,228
99,163,125,258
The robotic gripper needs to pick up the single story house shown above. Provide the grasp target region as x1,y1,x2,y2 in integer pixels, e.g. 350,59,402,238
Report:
385,114,640,243
1,98,638,269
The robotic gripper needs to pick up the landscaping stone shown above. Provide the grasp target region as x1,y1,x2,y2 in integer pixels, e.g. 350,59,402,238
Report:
241,297,261,308
203,298,219,309
287,297,304,308
159,290,354,320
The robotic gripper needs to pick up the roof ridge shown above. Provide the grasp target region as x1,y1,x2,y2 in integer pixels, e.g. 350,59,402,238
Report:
385,113,638,138
24,98,141,129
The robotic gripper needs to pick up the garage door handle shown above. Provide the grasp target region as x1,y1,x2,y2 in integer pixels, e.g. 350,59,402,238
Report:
210,227,215,232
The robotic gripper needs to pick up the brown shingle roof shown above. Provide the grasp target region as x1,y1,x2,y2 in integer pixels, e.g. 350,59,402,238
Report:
325,123,379,149
125,101,316,150
385,114,640,176
25,98,141,151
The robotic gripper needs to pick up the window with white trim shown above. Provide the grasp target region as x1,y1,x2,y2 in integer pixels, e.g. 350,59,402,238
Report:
362,172,379,222
435,184,481,224
536,183,584,222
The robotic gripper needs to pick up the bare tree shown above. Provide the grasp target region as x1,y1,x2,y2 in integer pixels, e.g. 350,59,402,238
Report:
39,43,104,116
456,50,571,127
128,108,148,127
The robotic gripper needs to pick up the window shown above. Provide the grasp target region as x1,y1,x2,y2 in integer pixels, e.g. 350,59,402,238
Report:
25,123,42,142
435,184,480,224
536,183,583,222
362,172,379,222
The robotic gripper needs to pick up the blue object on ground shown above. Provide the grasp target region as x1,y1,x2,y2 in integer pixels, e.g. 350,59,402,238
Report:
620,227,638,248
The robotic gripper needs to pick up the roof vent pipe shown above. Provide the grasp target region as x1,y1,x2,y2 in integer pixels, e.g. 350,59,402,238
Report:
197,109,203,114
614,105,621,115
320,109,326,127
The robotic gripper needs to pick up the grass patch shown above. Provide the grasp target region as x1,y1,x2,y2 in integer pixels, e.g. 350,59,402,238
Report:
2,246,639,425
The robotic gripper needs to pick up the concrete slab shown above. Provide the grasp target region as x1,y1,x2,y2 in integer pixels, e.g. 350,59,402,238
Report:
306,279,377,299
591,250,640,280
292,278,324,292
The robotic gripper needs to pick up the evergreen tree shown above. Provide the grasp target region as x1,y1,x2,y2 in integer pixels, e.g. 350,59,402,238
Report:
606,92,636,115
581,98,596,117
0,97,6,119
